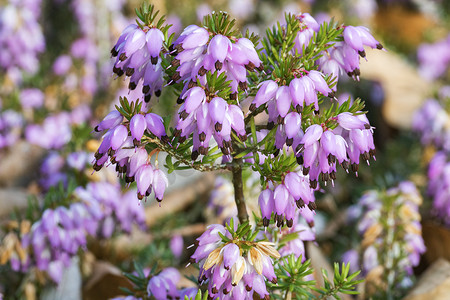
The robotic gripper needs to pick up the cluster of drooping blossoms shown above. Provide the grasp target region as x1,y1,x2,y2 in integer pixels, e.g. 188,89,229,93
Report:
1,182,146,283
147,268,198,300
316,25,384,81
292,13,320,56
0,0,45,78
259,171,316,228
168,22,263,95
295,112,375,185
412,94,450,152
174,85,247,157
427,152,450,225
112,267,198,300
93,108,169,201
25,104,91,150
343,182,425,292
191,224,280,300
251,76,375,188
166,22,263,156
111,23,166,102
417,34,450,80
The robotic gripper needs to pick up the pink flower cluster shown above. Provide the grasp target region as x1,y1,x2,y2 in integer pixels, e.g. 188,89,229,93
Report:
93,109,169,201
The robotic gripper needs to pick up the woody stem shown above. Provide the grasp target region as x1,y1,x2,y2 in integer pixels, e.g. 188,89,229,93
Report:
231,158,249,224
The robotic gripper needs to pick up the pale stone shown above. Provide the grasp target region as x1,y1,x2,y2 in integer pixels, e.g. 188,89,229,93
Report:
360,50,432,129
403,259,450,300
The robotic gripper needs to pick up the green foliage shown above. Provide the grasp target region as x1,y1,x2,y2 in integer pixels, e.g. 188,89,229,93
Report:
314,262,363,299
270,255,362,300
202,11,240,37
116,97,144,120
135,2,172,37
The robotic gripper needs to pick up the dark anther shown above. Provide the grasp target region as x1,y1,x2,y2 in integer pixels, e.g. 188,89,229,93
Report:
351,163,359,173
198,66,207,76
119,53,127,61
277,115,284,125
296,104,303,114
180,110,189,120
286,137,294,146
362,152,370,161
342,160,349,170
296,199,305,208
191,150,199,161
295,144,305,154
310,180,317,189
94,151,102,160
199,132,206,142
249,103,256,112
328,154,336,164
125,68,134,77
171,72,181,82
273,149,280,157
215,61,223,71
128,81,137,90
303,166,310,176
93,163,103,171
111,47,118,57
221,147,230,155
199,146,208,155
144,94,151,103
155,90,161,97
173,129,181,137
176,97,184,104
286,219,293,228
358,50,366,58
171,59,180,67
188,80,196,89
308,202,317,210
267,122,274,130
239,81,248,90
245,62,255,71
215,122,222,132
330,171,336,180
161,135,170,143
113,66,124,76
142,85,150,94
364,123,371,129
296,155,304,165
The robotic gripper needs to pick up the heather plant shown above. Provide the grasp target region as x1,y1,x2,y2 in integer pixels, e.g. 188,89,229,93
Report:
90,3,385,299
343,182,425,299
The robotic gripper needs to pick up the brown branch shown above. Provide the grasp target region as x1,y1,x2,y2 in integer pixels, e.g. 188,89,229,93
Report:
231,158,248,224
